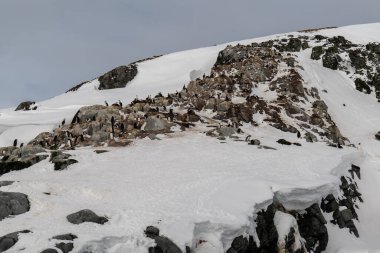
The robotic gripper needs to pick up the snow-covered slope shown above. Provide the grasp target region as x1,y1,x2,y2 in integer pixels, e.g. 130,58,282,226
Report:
1,23,380,253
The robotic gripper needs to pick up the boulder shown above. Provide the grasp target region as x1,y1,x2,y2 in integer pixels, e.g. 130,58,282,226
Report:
53,159,78,171
284,38,302,52
66,209,108,225
0,230,30,252
143,117,170,132
144,226,181,253
98,64,138,90
322,47,340,70
311,46,324,60
56,242,74,253
15,101,36,111
0,191,30,221
0,154,48,176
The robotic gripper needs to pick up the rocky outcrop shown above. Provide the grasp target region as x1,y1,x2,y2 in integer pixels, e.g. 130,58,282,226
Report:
98,64,138,90
15,101,37,111
0,145,48,176
0,191,30,221
321,164,362,237
66,209,108,225
226,201,324,253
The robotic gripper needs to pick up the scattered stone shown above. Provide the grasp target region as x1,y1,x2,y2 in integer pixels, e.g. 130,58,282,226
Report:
277,139,292,145
56,242,74,253
66,209,108,225
94,150,109,154
0,191,30,221
52,233,77,241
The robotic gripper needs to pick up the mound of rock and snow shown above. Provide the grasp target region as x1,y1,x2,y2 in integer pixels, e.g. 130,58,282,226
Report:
0,23,380,252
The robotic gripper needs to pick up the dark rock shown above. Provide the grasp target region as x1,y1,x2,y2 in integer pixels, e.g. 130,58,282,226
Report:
248,139,261,146
226,235,249,253
52,233,78,241
0,191,30,221
298,204,328,253
321,194,339,213
0,155,48,176
98,64,138,90
145,226,160,237
349,164,361,179
66,81,88,93
375,131,380,140
305,132,317,143
144,226,181,253
322,47,340,70
66,209,108,225
311,46,325,60
15,101,36,111
56,242,74,253
94,150,109,154
40,249,59,253
0,181,14,188
0,230,30,252
349,50,367,69
355,79,371,94
54,159,78,171
277,139,292,145
285,38,302,52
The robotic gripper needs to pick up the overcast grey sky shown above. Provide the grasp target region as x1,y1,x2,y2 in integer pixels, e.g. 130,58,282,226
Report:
0,0,379,108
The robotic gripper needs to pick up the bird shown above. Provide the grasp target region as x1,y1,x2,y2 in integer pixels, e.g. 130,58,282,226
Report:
13,139,17,147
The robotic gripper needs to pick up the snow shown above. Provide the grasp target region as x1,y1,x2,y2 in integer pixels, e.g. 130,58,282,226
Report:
1,23,380,252
273,211,303,251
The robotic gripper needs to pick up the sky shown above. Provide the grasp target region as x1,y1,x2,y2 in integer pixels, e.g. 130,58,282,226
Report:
0,0,380,108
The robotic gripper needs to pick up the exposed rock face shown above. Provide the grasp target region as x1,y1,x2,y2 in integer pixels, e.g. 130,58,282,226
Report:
0,191,30,221
98,64,138,90
321,164,362,238
66,209,108,225
15,101,36,111
145,226,182,253
0,230,30,252
226,201,327,253
310,36,380,100
0,145,48,176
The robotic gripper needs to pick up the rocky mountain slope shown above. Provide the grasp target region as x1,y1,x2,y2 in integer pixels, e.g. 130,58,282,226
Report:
0,23,380,252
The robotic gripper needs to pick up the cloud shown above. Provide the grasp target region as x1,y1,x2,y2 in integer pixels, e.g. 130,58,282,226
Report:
0,0,379,108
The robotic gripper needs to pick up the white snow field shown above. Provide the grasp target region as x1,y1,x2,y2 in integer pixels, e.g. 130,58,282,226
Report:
1,23,380,252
